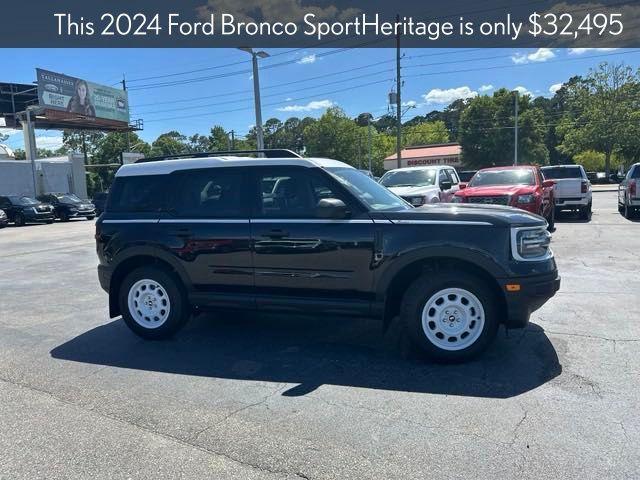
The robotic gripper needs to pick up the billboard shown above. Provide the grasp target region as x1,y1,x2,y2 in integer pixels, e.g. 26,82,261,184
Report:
36,69,129,124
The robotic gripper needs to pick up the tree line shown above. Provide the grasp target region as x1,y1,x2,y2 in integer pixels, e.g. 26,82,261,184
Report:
11,62,640,195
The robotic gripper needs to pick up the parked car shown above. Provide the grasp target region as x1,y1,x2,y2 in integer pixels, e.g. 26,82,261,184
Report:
541,165,592,220
0,209,8,228
96,152,560,362
92,192,109,215
379,165,461,206
618,162,640,219
453,166,556,230
0,195,55,226
37,193,96,221
458,170,478,183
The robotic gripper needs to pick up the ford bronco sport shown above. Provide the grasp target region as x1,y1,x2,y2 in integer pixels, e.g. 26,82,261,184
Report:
96,150,560,362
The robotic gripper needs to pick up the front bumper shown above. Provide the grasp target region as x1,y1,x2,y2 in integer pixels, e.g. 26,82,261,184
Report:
0,217,8,227
68,209,96,217
499,271,561,328
25,211,55,222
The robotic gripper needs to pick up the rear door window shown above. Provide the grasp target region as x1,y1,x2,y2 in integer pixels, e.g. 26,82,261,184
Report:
107,175,168,212
171,168,248,218
630,166,640,179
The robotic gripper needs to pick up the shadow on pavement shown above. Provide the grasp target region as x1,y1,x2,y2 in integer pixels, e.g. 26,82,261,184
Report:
51,313,561,399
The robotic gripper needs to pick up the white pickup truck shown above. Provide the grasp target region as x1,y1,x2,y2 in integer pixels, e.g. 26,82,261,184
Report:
618,162,640,219
541,165,592,220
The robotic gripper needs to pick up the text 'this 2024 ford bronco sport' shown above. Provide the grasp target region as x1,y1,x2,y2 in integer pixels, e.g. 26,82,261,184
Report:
96,151,560,362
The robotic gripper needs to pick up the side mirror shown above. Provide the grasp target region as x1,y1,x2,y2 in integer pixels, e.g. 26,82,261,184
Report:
316,198,349,219
542,180,555,188
458,182,468,190
440,180,453,191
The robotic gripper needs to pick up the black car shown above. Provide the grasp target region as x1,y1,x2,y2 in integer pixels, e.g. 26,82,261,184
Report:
457,170,478,183
96,151,560,362
37,193,96,221
0,209,8,228
92,192,109,215
0,195,55,226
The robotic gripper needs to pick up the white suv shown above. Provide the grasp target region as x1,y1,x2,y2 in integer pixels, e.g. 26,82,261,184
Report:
618,163,640,219
541,165,592,220
379,166,461,206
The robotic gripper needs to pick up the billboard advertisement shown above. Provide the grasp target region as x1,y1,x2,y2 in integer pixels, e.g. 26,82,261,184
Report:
36,69,129,124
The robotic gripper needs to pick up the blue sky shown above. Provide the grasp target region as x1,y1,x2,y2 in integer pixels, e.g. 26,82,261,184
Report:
2,47,640,151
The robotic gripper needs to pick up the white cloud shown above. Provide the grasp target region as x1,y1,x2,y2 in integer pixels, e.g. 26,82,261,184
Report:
549,83,563,94
277,99,334,112
478,85,494,92
402,100,417,108
568,48,618,55
511,48,555,64
0,128,21,137
34,136,64,150
297,54,317,65
422,86,477,104
513,86,532,97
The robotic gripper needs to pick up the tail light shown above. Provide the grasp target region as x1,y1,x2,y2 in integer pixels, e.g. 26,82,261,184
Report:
581,181,588,194
630,180,637,196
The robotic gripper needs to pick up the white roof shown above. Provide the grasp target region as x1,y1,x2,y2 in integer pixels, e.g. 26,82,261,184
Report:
115,156,352,177
384,165,456,173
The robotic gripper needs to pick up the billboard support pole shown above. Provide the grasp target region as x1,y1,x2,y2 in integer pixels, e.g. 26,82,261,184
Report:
395,15,402,170
20,107,40,197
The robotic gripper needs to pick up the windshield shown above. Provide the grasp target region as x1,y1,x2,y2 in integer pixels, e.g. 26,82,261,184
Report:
326,167,412,212
380,169,437,188
56,194,82,204
9,196,38,206
469,169,535,187
541,167,583,179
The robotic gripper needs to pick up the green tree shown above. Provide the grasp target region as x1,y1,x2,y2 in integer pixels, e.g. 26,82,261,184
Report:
303,107,361,164
557,63,640,177
404,121,450,147
208,125,230,151
459,89,548,168
150,131,188,156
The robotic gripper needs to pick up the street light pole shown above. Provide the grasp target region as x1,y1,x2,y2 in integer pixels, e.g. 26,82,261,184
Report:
239,48,270,151
514,90,519,166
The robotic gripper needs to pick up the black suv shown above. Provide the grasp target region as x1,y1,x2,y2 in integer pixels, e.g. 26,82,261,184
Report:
37,193,96,221
0,195,55,226
96,151,560,362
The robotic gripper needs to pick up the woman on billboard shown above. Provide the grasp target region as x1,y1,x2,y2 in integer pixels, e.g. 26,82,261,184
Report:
67,79,96,117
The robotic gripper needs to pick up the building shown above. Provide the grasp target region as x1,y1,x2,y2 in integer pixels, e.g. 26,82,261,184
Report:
384,143,462,171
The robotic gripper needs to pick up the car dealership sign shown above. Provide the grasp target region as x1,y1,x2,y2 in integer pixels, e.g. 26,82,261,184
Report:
36,69,130,124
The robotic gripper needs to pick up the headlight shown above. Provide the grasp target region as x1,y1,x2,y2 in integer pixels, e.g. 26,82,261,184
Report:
511,226,552,262
517,194,535,204
409,196,425,206
451,196,463,203
0,210,5,218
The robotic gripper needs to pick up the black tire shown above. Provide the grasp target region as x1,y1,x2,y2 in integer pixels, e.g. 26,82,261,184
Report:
118,266,190,340
624,202,633,219
546,206,555,231
579,202,592,221
400,271,500,363
45,220,54,224
86,215,95,220
14,213,25,227
60,211,70,222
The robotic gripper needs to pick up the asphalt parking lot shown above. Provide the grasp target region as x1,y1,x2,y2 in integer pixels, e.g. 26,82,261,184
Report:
0,190,638,480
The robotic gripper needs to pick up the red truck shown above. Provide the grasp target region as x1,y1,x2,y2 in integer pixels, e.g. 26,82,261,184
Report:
452,165,556,230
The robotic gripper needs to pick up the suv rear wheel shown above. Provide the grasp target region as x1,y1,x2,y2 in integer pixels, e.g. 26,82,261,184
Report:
401,271,499,362
119,266,189,339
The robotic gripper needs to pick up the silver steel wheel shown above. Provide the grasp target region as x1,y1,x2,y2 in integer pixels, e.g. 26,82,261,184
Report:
421,288,485,351
127,279,171,329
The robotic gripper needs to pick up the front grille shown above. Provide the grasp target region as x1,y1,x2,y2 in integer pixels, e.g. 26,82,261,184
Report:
468,195,510,206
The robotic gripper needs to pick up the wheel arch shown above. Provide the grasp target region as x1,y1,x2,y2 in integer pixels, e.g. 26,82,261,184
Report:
380,252,507,330
108,248,190,318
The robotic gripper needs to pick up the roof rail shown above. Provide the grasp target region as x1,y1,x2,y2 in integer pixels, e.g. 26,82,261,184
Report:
134,149,302,163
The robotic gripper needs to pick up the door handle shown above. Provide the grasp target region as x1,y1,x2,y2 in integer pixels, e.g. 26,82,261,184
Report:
169,228,192,237
262,229,289,239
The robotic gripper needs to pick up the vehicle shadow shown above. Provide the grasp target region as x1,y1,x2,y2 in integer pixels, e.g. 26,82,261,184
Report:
554,211,591,224
51,313,561,399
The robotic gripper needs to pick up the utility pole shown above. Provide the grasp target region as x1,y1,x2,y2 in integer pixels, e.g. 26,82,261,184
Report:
367,116,373,173
514,90,519,166
239,48,270,151
122,75,130,151
395,15,402,170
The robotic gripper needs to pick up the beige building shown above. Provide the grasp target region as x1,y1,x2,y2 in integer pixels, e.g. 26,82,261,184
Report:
384,143,462,171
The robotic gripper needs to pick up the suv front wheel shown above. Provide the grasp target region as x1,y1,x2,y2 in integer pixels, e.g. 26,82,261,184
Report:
401,271,499,362
119,266,190,339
